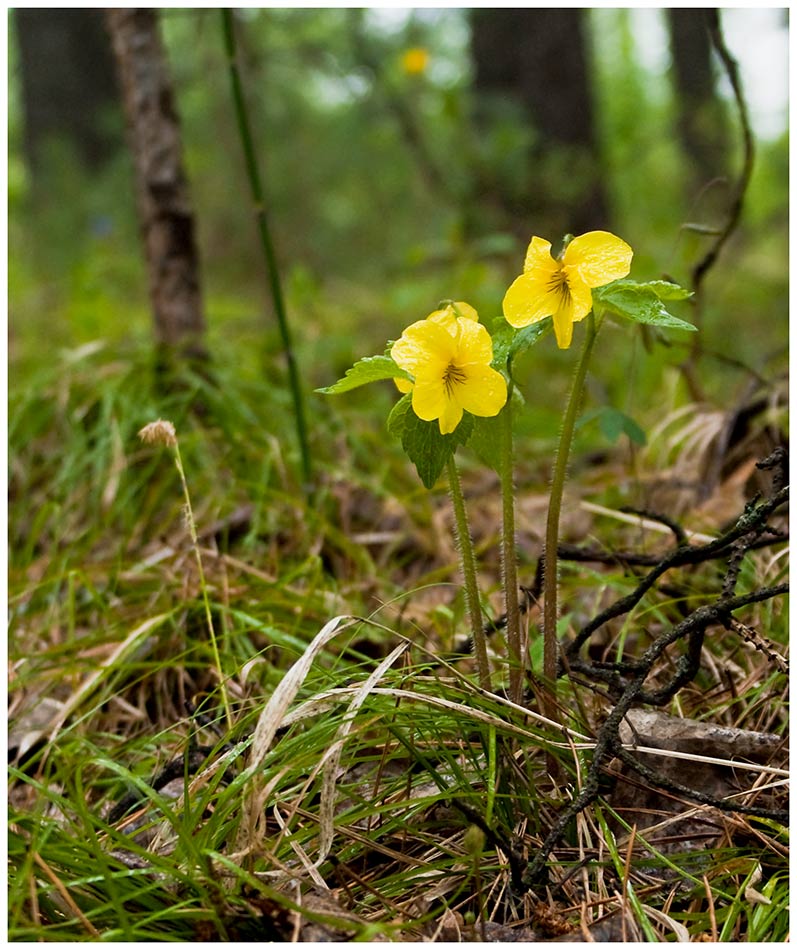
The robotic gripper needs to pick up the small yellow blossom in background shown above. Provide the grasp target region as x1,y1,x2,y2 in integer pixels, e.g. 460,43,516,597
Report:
503,231,633,349
400,46,430,75
138,419,177,448
392,303,507,434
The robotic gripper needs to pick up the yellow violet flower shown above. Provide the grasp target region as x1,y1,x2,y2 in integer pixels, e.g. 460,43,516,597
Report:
503,231,633,349
392,303,507,434
394,301,477,394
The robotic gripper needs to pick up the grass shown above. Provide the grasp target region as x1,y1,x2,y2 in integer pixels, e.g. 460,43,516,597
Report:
8,327,788,941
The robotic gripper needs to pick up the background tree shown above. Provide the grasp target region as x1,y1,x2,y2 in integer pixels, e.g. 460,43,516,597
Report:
667,9,729,195
106,8,206,365
8,9,787,379
470,9,609,239
15,9,120,176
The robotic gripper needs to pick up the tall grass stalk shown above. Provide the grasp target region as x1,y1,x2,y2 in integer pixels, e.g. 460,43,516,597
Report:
138,420,232,728
220,9,313,488
173,443,233,729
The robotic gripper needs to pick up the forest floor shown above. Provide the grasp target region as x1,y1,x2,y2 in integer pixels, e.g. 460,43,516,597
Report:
8,343,788,942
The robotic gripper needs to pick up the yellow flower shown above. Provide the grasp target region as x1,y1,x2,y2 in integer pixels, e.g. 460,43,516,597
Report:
392,303,507,434
503,231,633,349
401,46,430,75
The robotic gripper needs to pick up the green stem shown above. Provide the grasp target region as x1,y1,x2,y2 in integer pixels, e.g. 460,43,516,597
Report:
446,456,491,691
172,444,233,730
499,386,522,705
543,313,599,695
221,10,313,488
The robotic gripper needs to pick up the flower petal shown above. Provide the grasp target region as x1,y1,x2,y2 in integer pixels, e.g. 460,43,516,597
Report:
565,273,595,323
394,377,413,393
563,231,633,288
455,316,494,365
437,399,464,435
458,365,507,417
552,307,575,349
451,301,479,322
391,319,453,376
503,271,560,328
428,301,479,335
523,236,557,274
427,307,459,336
412,375,465,433
550,275,596,348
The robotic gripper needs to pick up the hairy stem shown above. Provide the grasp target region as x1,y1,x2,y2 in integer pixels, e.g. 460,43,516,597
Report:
446,456,491,691
499,387,523,704
543,313,598,702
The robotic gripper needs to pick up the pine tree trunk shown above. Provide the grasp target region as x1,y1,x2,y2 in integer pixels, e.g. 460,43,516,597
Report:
106,8,206,362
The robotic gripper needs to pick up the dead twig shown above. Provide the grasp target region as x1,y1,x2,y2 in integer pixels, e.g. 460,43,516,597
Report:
522,454,788,893
564,482,788,671
691,10,755,295
524,578,789,891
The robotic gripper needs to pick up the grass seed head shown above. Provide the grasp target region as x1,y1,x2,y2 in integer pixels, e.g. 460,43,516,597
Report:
138,419,177,448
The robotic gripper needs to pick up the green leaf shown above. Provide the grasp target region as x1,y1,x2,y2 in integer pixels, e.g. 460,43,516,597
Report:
490,317,552,371
316,354,409,394
469,390,523,471
577,406,647,446
388,393,473,489
644,280,693,301
594,279,697,332
386,392,413,440
468,413,503,473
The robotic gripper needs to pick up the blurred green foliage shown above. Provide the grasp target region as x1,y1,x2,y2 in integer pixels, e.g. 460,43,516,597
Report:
9,9,788,437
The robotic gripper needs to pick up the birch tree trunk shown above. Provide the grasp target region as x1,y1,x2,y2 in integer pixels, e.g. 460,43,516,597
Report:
106,8,206,362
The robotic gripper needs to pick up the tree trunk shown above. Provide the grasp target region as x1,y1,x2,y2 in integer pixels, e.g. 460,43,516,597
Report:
471,9,609,238
667,9,729,191
14,9,120,174
106,8,206,362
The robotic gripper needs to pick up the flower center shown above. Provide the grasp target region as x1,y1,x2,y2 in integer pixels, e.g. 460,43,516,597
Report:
443,361,468,396
548,267,572,307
